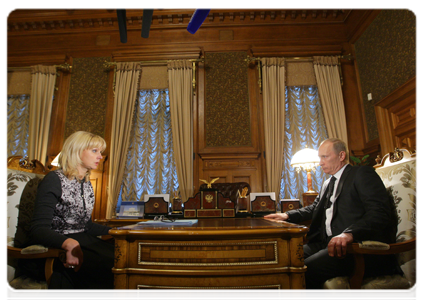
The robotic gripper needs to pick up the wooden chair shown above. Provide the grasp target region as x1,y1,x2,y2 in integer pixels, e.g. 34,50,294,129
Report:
324,148,416,289
7,156,65,289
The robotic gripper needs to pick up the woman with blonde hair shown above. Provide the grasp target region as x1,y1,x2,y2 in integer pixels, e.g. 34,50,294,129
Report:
27,131,114,289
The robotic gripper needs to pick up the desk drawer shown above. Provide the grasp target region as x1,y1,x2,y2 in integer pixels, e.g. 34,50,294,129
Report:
131,239,287,268
127,273,297,289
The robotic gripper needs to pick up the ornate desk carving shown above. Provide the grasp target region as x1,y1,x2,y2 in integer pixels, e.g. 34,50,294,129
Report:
110,218,308,289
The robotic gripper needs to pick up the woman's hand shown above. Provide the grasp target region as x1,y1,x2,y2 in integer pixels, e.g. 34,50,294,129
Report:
61,238,83,271
263,213,289,221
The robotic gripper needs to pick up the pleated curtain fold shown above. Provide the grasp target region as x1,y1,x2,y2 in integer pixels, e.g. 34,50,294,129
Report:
7,95,30,158
106,62,142,218
167,60,194,202
27,65,57,166
313,56,348,145
260,57,286,198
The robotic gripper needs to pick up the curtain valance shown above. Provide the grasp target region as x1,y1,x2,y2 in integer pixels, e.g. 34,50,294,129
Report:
139,66,168,89
8,71,32,95
260,57,285,67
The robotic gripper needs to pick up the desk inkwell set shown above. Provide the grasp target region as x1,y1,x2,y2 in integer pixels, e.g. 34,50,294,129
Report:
235,187,250,216
169,191,184,218
143,192,184,219
184,178,236,218
236,187,278,217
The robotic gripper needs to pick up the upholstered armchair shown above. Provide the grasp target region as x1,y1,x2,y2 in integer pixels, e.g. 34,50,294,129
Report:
199,182,251,203
324,148,416,289
7,156,65,289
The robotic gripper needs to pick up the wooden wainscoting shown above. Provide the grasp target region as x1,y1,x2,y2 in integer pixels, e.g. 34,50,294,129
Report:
375,76,416,155
197,152,262,195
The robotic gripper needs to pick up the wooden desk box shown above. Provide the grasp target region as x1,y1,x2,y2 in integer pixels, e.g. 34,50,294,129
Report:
280,199,300,212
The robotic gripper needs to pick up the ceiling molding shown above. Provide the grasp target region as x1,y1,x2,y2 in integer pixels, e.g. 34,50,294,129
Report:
7,54,68,67
8,9,352,34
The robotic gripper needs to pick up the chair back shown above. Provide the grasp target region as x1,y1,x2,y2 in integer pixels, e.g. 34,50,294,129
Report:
374,148,416,286
7,156,49,247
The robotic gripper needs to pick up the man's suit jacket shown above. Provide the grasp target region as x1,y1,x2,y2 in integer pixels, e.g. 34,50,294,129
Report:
287,164,397,244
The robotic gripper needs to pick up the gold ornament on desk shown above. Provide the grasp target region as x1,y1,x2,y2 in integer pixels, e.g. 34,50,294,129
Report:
170,190,183,216
199,177,220,188
236,187,250,214
237,187,249,198
184,177,235,218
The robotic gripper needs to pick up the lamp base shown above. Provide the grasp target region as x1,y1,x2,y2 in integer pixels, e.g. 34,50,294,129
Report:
304,189,317,194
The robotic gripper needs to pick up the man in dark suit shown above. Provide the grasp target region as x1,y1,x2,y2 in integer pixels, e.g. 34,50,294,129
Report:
264,138,399,288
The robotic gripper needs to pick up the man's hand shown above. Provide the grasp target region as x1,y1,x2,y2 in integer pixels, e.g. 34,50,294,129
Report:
327,233,353,258
263,213,289,221
62,238,84,272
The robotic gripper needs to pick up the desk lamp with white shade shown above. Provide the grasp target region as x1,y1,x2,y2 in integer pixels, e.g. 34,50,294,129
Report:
290,146,320,207
50,152,61,167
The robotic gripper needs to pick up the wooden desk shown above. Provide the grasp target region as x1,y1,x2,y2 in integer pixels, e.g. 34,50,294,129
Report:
109,218,308,289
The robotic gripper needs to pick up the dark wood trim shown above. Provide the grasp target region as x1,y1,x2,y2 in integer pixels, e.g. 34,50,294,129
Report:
7,54,68,68
346,10,381,44
47,58,72,163
375,76,416,155
97,67,116,219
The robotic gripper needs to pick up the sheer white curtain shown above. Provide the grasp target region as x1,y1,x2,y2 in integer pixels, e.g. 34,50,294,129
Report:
119,89,179,203
313,56,348,145
280,85,328,200
7,95,30,158
106,62,142,218
27,65,57,165
167,60,194,202
261,57,286,197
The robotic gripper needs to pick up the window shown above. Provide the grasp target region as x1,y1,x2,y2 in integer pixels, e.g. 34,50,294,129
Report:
7,94,30,158
117,89,179,211
279,85,328,200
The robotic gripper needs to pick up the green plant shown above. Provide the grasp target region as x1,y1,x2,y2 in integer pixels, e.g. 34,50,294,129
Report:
349,154,370,166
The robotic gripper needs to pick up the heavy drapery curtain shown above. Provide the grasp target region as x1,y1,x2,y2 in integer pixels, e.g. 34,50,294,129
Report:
119,89,179,203
167,60,194,202
313,56,348,145
106,62,142,218
7,95,30,158
261,57,286,197
27,65,57,165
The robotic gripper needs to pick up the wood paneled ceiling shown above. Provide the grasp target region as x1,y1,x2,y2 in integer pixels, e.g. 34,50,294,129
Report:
8,9,358,34
8,9,377,64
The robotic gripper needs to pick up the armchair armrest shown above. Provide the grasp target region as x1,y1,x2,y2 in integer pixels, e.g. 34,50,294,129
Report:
8,245,66,260
346,237,416,289
347,237,415,255
8,245,66,285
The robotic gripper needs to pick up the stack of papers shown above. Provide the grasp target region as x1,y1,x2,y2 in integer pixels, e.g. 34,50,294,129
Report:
137,219,198,226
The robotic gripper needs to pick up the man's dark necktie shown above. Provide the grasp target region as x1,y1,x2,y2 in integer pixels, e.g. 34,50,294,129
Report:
324,176,336,209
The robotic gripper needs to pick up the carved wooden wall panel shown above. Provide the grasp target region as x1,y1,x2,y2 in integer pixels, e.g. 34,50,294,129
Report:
198,153,262,195
375,76,416,155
